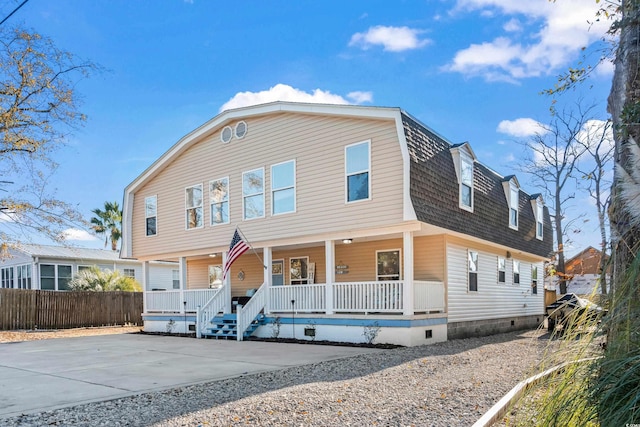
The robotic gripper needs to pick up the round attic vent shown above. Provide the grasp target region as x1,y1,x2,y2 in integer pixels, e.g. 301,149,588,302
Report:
221,126,233,143
235,121,247,139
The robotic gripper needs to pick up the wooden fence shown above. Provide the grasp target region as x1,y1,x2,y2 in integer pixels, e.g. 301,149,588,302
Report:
0,289,143,330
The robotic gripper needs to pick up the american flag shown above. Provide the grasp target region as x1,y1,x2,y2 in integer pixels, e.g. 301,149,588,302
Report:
222,229,250,279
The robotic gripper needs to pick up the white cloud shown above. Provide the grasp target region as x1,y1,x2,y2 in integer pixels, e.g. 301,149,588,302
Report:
347,91,373,103
503,18,521,32
577,119,614,152
497,118,548,137
349,25,431,52
447,0,611,81
60,228,99,242
219,84,372,112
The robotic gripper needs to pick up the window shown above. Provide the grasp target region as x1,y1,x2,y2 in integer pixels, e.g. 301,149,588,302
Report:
468,251,478,292
532,197,544,240
271,160,296,215
503,178,521,230
345,141,370,202
145,195,157,236
290,257,309,285
377,250,401,281
243,168,264,219
460,156,474,210
210,178,229,225
208,265,222,289
498,257,506,283
513,260,520,285
172,269,180,289
40,264,72,290
124,268,135,279
531,266,538,294
185,185,203,229
451,143,475,212
1,267,13,288
16,265,31,289
510,185,519,229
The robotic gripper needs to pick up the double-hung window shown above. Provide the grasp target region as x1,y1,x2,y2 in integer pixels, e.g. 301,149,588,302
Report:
124,268,135,279
145,195,157,236
468,250,478,292
41,264,72,291
376,250,401,281
509,185,519,229
1,267,13,288
460,156,474,210
531,265,538,294
271,160,296,215
16,264,31,289
345,141,370,203
497,257,506,283
185,184,203,229
172,269,180,289
210,178,229,225
513,260,520,285
243,168,264,219
533,197,544,240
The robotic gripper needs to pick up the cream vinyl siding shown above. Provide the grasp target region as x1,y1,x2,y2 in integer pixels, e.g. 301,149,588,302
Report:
130,113,404,259
414,235,445,281
446,241,545,323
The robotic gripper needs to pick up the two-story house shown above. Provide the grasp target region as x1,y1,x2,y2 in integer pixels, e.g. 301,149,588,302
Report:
121,102,552,346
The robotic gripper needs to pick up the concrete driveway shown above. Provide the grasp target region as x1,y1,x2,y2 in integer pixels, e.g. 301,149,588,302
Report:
0,333,381,419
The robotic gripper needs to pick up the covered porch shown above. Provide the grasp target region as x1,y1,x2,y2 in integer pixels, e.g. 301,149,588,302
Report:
140,229,448,343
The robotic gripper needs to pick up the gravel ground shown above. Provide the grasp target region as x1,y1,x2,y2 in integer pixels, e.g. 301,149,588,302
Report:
2,329,553,427
0,326,142,343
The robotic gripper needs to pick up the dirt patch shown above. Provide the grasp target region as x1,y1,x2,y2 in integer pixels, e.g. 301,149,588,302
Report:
0,325,143,343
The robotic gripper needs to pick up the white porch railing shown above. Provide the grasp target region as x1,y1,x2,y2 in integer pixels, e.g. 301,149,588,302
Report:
413,280,446,313
195,286,227,338
236,283,266,341
269,284,326,313
334,281,404,313
146,289,221,313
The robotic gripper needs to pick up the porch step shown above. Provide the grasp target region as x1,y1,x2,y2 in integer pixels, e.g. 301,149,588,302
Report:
202,313,265,340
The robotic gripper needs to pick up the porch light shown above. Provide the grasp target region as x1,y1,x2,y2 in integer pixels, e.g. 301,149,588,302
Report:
342,239,353,244
209,253,217,257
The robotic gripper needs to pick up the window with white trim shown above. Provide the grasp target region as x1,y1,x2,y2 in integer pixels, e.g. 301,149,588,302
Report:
376,249,401,281
172,269,180,289
210,177,229,225
123,268,135,279
243,168,265,219
531,265,538,294
534,198,544,240
468,250,478,292
145,195,157,236
498,257,506,283
1,267,13,288
460,156,474,210
513,260,520,285
271,160,296,215
345,141,370,202
16,264,31,289
41,264,72,291
509,182,519,230
290,257,309,285
185,184,203,229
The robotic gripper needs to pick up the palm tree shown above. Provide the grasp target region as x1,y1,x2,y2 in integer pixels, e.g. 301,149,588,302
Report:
91,201,122,251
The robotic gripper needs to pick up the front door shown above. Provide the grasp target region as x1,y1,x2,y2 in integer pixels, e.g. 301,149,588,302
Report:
272,260,284,286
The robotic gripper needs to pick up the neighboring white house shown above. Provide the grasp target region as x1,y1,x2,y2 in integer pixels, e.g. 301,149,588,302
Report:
121,102,553,346
1,244,178,291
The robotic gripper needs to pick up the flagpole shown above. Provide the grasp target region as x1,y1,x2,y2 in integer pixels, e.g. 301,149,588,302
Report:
236,226,267,270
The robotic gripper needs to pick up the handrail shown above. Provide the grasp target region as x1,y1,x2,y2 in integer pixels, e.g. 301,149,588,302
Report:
236,283,266,341
195,286,226,338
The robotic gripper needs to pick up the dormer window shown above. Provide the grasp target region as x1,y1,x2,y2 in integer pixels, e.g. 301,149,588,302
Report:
502,176,520,231
531,195,545,240
450,143,476,212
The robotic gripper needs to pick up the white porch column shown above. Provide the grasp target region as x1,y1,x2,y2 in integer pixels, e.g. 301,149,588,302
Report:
141,261,150,313
325,239,335,315
263,247,272,315
222,251,231,314
403,230,415,316
179,257,187,314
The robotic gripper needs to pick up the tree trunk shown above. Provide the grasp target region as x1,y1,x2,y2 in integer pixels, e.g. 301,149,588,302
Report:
609,0,640,290
555,190,567,294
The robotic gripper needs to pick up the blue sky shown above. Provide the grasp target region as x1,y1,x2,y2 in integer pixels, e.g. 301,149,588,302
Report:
6,0,614,256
